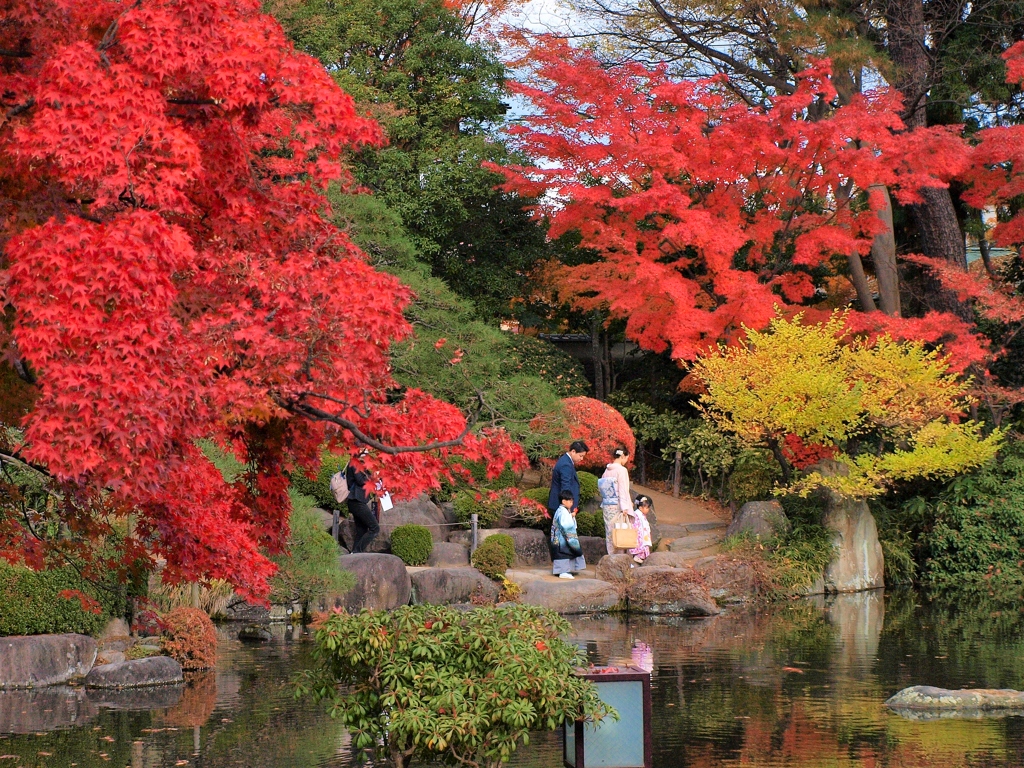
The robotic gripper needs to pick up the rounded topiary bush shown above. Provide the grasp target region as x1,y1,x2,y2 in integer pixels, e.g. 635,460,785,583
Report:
162,607,217,670
391,524,434,566
575,510,606,538
0,563,110,636
578,471,599,505
472,537,514,580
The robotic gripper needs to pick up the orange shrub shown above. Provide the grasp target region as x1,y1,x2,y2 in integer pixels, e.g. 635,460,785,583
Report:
161,607,217,670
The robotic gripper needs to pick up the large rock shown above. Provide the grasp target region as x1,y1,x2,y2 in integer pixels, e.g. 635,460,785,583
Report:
411,568,500,605
624,568,720,616
520,579,621,614
329,553,412,612
643,551,700,569
341,494,454,553
86,684,184,711
222,597,271,623
449,528,551,566
885,686,1024,711
668,532,724,552
0,687,97,733
0,634,97,689
695,556,759,603
579,536,608,565
84,656,183,689
595,554,636,584
818,461,883,593
727,501,791,540
427,541,470,567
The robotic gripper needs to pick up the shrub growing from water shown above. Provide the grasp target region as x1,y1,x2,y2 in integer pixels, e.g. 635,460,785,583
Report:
299,604,612,768
390,525,433,565
162,607,217,670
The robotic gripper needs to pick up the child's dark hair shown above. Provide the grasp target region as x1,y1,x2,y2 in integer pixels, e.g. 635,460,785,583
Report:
559,490,575,504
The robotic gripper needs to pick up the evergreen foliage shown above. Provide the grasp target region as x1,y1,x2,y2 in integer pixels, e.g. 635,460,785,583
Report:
390,525,434,566
0,563,112,636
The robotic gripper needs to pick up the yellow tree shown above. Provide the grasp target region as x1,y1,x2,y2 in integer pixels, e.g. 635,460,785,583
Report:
693,313,1002,499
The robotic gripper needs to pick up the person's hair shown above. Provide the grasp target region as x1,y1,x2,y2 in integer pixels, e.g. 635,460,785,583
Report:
613,446,629,459
570,440,589,454
559,490,575,503
636,495,652,508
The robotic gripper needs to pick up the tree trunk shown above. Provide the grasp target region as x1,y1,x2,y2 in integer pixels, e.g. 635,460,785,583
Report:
638,440,647,485
885,0,970,320
870,185,901,316
848,250,877,312
590,313,605,401
602,331,612,397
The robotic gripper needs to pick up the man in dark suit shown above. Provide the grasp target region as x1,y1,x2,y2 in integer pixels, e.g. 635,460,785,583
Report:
548,440,589,514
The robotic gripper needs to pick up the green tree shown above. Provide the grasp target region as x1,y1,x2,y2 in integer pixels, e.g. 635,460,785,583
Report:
272,0,551,318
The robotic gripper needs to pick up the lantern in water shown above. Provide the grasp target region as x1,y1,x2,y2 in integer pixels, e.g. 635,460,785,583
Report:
564,666,652,768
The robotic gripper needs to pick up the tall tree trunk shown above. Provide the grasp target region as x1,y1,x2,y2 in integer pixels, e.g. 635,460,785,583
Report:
602,331,612,397
848,250,877,312
590,312,605,400
885,0,971,321
870,185,901,316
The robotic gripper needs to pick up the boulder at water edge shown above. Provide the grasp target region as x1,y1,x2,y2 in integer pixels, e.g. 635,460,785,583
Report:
624,568,720,616
331,553,412,612
427,541,470,567
449,528,551,566
727,501,791,540
520,579,621,614
411,567,500,605
595,554,636,584
695,555,759,603
817,461,884,592
0,634,97,689
886,686,1024,711
84,656,183,688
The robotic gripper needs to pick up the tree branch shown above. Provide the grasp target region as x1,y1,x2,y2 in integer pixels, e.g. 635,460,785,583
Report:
0,48,32,58
285,393,486,454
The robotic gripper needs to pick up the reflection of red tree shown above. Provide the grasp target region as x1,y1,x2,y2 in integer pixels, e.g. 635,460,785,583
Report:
157,671,217,728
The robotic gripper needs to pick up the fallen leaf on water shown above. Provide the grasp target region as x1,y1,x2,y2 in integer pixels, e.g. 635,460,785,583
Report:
0,756,18,760
175,761,189,766
782,667,805,674
100,737,114,742
37,753,52,756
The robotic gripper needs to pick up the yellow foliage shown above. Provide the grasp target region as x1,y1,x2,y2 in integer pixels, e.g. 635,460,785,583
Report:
694,312,1001,499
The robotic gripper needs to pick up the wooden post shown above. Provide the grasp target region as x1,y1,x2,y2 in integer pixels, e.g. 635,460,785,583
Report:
672,451,682,498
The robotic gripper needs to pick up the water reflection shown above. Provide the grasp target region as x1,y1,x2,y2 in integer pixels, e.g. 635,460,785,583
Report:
1,592,1024,767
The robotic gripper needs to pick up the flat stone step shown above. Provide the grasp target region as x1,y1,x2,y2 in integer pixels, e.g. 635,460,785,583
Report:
685,521,729,532
668,532,725,552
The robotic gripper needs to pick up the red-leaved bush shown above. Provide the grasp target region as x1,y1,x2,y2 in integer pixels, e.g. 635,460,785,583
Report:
533,397,636,471
161,607,217,670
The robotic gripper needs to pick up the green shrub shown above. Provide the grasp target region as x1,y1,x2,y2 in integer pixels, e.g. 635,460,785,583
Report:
472,537,514,579
503,335,591,398
578,471,599,504
575,510,606,538
521,486,549,506
487,533,516,564
299,605,611,768
270,492,353,613
728,450,779,507
390,525,434,566
0,563,124,636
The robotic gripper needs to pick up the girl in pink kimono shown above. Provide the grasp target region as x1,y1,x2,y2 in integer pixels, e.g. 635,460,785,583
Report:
631,495,654,563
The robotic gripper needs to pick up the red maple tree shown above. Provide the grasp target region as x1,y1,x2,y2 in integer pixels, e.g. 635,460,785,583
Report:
532,397,636,470
496,39,993,369
0,0,522,598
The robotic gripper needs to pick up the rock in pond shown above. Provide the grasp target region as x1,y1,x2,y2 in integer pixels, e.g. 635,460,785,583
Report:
85,656,183,689
449,528,551,566
237,624,273,643
0,687,98,733
0,634,97,689
427,541,470,567
411,567,500,605
85,683,184,710
520,579,621,614
727,501,791,540
624,568,720,616
885,686,1024,712
329,553,412,612
818,460,884,593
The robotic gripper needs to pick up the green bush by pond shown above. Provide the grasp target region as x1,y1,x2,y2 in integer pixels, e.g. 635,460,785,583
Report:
299,604,611,768
472,535,515,579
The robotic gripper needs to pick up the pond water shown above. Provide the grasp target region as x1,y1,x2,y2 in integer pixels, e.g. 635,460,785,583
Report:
3,589,1024,767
